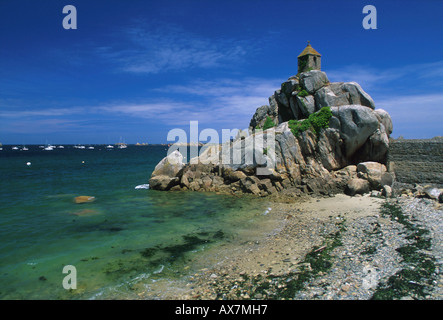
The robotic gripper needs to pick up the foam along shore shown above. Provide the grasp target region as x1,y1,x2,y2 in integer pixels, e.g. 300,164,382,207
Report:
131,193,443,300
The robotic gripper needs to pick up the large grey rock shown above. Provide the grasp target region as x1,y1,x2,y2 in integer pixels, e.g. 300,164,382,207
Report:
271,92,293,123
151,150,184,177
331,105,380,158
357,161,387,189
317,128,346,171
357,123,390,163
224,169,247,182
240,176,262,195
149,150,185,190
289,96,300,120
296,95,316,117
275,89,289,108
423,187,441,200
281,79,299,96
381,172,394,187
249,102,279,132
314,83,350,108
299,70,329,94
315,82,375,109
342,82,375,109
346,178,370,196
375,109,393,135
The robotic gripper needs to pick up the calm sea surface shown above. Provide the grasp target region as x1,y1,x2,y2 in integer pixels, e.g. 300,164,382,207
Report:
0,145,271,299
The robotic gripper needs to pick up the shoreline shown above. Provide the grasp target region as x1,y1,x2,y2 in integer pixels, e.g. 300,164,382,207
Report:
132,193,443,300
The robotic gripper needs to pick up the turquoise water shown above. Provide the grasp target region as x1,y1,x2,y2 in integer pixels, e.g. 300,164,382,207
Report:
0,145,270,299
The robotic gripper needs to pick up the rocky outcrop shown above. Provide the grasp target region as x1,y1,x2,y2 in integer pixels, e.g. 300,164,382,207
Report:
249,104,278,133
395,183,443,204
150,69,394,197
149,150,185,190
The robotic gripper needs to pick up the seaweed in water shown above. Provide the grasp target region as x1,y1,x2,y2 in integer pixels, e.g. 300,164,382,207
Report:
212,230,225,239
140,247,158,258
139,230,225,264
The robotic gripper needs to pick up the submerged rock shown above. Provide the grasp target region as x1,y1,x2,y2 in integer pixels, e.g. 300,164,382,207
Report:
74,196,95,204
72,209,100,216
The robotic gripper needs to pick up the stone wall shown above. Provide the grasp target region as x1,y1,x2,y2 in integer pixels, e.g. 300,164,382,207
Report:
389,138,443,186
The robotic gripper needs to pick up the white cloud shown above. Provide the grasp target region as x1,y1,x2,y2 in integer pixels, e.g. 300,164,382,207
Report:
0,77,280,132
0,118,87,134
0,107,83,118
377,93,443,123
152,77,281,127
325,60,443,90
98,22,250,74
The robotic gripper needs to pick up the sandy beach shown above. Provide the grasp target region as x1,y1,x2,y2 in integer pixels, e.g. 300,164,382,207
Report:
133,193,443,300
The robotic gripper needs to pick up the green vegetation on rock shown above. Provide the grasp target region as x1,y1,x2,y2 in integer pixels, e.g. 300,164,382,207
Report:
297,89,309,97
262,116,276,131
288,106,332,137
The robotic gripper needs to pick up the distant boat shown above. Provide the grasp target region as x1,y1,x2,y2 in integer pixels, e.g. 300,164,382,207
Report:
43,140,54,150
21,146,29,151
106,145,114,149
44,143,55,151
58,145,64,149
117,136,127,149
12,146,19,150
88,146,94,149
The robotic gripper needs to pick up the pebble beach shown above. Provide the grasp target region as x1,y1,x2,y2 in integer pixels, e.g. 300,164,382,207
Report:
136,193,443,300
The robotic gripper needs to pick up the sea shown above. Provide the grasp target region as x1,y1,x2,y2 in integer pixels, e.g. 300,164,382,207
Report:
0,144,274,300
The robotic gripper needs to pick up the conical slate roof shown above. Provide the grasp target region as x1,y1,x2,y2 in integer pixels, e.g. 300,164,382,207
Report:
298,41,321,57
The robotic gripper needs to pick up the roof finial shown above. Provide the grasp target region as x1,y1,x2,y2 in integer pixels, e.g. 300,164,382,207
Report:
307,40,311,46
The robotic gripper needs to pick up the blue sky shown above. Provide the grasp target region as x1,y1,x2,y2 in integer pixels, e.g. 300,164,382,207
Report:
1,0,442,144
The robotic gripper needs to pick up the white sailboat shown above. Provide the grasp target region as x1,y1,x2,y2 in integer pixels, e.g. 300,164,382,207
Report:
43,140,54,150
117,136,127,149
